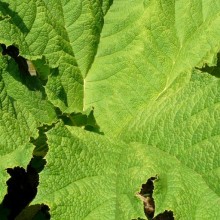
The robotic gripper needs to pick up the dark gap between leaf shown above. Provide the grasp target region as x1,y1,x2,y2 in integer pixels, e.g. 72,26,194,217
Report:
0,157,50,219
135,176,174,220
0,123,56,219
196,52,220,78
153,210,174,220
55,106,104,135
31,123,55,158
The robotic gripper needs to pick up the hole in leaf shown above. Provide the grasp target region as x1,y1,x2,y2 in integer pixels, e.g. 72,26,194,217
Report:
137,176,157,219
135,176,174,220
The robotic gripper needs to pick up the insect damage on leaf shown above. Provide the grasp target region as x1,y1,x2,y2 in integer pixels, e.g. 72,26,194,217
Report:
136,176,157,219
136,176,174,220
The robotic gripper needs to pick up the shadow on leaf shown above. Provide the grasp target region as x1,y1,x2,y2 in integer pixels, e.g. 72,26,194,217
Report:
0,2,29,33
56,107,104,135
1,44,47,93
197,52,220,78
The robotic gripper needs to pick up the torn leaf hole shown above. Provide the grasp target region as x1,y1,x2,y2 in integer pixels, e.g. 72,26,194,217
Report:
135,176,174,220
137,176,157,219
153,210,174,220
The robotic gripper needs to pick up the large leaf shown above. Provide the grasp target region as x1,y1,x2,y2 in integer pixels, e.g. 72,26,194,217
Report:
34,72,220,219
34,121,220,219
85,0,220,135
0,0,220,219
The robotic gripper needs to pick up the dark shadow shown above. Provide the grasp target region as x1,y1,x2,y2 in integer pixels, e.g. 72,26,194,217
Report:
0,165,38,220
135,176,174,220
153,210,174,220
1,44,47,96
15,204,50,220
0,2,29,33
50,68,68,107
0,156,49,220
197,52,220,78
31,124,56,158
32,56,50,86
109,0,114,8
56,107,104,135
138,176,157,219
132,218,146,220
57,85,68,107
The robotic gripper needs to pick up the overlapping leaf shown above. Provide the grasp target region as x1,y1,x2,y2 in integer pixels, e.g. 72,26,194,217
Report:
35,120,220,219
85,0,220,136
0,55,56,198
0,0,220,219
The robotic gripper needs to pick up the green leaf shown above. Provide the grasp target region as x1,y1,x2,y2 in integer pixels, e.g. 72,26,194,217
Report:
0,55,56,197
35,121,220,219
121,71,220,218
34,123,147,219
34,0,220,219
0,1,78,112
1,0,220,219
85,0,220,136
1,57,56,124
